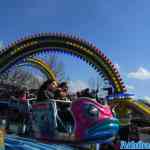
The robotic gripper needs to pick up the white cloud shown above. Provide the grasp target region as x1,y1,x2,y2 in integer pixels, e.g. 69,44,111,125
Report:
128,67,150,80
126,85,135,90
114,63,120,71
143,96,150,104
68,80,89,93
144,96,150,100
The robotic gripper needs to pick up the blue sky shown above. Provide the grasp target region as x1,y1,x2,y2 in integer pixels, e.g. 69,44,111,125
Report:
1,0,150,99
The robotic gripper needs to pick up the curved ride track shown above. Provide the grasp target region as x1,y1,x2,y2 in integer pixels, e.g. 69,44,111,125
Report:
16,57,57,81
1,33,149,118
18,58,150,121
16,58,150,118
109,98,150,118
0,33,126,93
0,33,149,148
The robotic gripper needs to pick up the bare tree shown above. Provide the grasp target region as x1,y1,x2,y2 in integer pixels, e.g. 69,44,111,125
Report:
0,50,66,91
35,53,66,81
0,68,41,89
48,55,65,80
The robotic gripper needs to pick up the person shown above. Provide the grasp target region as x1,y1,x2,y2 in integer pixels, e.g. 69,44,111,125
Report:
37,80,58,101
76,91,82,98
90,89,98,99
76,88,91,98
83,88,91,97
36,80,59,137
19,88,28,102
10,88,29,113
54,82,69,100
54,82,74,133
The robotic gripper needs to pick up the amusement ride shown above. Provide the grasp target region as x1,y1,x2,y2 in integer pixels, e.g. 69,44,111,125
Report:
0,33,149,150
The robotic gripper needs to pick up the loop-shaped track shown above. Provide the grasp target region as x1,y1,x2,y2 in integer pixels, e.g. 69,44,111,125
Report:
16,57,57,81
0,33,126,93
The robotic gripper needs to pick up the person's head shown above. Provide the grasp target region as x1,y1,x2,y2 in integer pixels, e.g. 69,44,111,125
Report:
47,80,58,92
59,82,68,93
39,80,58,92
77,91,81,97
56,82,69,98
85,88,89,92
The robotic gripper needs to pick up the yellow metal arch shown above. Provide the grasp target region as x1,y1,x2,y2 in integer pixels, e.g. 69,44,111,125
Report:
16,58,57,81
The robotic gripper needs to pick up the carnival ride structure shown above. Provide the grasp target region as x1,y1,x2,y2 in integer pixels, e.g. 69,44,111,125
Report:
22,56,150,120
7,45,149,120
0,33,149,147
109,98,150,120
19,56,150,119
16,57,57,81
31,98,119,143
0,33,126,93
